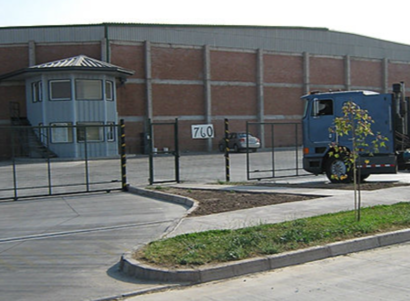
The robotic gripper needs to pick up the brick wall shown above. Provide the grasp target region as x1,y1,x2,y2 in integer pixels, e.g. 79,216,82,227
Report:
351,58,383,88
264,87,304,117
264,54,303,84
0,45,29,74
2,38,410,156
0,85,26,119
111,44,145,79
152,47,203,80
36,43,101,64
210,50,256,82
117,84,146,117
152,84,204,116
310,56,345,86
212,85,257,116
389,62,410,84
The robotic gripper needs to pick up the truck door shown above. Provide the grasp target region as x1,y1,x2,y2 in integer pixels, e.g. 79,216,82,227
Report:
308,98,335,143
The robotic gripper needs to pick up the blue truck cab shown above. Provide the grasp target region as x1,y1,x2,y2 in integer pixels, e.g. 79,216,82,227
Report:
301,83,409,182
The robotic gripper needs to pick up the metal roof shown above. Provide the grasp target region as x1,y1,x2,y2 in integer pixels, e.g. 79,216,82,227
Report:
302,90,380,99
1,23,410,61
30,55,133,72
0,55,134,81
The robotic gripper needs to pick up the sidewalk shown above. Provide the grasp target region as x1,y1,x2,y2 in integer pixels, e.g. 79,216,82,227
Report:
165,183,409,237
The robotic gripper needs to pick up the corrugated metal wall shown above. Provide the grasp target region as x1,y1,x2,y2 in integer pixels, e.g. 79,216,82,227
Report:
2,24,410,61
0,25,105,43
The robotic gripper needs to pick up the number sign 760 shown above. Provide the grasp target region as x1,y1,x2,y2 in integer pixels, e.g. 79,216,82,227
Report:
191,124,214,139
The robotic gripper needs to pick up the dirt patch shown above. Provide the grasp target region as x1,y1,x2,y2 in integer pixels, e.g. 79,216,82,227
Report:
164,188,317,216
162,181,409,217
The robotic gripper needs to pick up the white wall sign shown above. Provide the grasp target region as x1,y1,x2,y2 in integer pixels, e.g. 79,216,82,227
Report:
191,124,214,139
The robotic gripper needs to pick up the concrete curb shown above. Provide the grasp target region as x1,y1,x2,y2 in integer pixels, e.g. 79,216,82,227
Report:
120,228,410,284
126,186,199,241
127,186,198,216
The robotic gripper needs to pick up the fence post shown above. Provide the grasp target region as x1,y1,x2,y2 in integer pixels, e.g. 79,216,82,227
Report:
295,123,299,176
11,127,18,201
246,122,250,180
174,118,180,183
271,123,275,178
46,125,52,195
120,119,128,191
148,119,154,185
84,125,90,192
224,118,230,182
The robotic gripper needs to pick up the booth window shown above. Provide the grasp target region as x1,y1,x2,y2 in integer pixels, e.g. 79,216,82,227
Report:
77,122,104,142
50,122,73,143
38,122,45,144
32,81,42,103
50,80,72,101
75,79,103,100
106,122,115,141
106,81,114,101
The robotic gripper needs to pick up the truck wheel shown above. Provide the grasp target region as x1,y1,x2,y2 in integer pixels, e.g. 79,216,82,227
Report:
218,144,225,153
233,144,239,153
325,156,352,183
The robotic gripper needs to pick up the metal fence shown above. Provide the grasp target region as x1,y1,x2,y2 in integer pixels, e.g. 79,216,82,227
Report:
0,120,309,200
147,119,180,185
131,119,308,185
246,122,307,180
0,123,125,201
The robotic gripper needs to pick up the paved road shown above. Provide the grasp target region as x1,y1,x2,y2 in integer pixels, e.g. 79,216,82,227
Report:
0,191,187,301
126,242,410,301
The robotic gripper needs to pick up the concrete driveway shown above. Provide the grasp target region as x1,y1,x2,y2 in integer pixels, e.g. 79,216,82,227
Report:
0,191,188,301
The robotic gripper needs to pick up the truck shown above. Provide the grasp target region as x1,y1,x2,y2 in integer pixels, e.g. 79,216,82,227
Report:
301,82,410,183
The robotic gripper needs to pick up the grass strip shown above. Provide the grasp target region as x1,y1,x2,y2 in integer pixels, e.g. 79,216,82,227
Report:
136,202,410,267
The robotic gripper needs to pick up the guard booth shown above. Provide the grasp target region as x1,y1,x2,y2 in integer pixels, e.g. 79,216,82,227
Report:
0,55,134,159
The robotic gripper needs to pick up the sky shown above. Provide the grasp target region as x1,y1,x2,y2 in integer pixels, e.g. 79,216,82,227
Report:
2,0,410,45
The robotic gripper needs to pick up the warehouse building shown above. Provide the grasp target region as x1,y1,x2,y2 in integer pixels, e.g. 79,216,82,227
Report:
1,23,410,158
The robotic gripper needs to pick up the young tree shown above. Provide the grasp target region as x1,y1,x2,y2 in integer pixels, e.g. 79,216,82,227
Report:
328,101,388,221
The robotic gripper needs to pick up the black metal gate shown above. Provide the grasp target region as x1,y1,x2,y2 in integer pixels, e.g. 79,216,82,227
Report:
0,122,127,201
245,122,307,180
147,118,180,185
